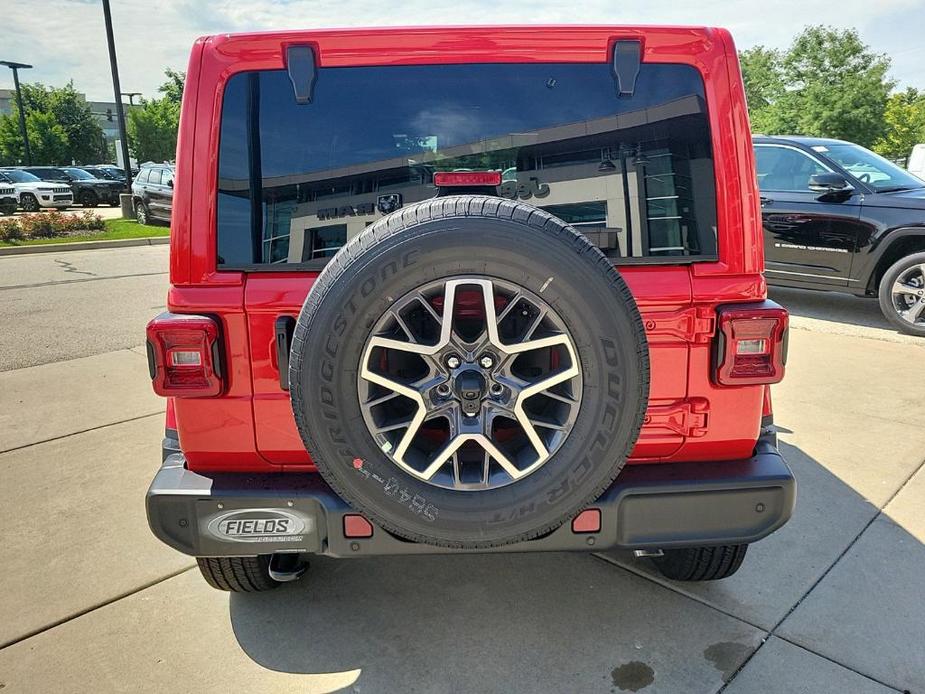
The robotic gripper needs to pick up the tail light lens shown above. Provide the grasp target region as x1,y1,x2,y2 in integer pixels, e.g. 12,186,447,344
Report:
714,301,788,386
146,313,223,397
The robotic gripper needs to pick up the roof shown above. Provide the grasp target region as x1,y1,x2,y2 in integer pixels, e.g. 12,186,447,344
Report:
752,135,853,147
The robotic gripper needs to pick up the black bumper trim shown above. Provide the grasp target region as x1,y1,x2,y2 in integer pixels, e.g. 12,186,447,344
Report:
146,436,795,558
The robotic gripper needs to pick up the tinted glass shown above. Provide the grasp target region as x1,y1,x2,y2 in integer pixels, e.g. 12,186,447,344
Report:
217,62,717,267
755,146,829,192
64,168,96,180
1,170,40,183
819,143,925,192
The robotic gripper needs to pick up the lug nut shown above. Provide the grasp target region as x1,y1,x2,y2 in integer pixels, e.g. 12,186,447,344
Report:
446,355,461,369
479,355,494,369
436,383,451,396
489,383,504,396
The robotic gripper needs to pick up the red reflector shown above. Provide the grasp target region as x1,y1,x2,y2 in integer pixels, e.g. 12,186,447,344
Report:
433,171,502,187
715,301,788,386
571,509,601,534
343,514,374,538
146,313,222,398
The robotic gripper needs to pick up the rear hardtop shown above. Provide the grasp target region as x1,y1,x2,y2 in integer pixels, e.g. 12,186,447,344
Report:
165,26,770,473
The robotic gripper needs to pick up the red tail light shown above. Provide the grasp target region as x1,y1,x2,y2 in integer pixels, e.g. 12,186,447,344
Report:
146,313,223,397
714,301,788,386
433,171,502,187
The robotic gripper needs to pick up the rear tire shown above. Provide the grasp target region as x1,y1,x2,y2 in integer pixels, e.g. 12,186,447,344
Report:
652,544,748,581
878,252,925,337
196,556,280,592
80,190,99,208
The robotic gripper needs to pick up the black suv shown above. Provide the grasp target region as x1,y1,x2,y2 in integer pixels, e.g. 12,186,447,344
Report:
755,136,925,336
131,163,174,225
22,166,124,208
78,166,122,183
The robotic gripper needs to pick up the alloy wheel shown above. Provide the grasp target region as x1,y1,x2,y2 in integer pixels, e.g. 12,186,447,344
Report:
358,277,582,491
890,263,925,327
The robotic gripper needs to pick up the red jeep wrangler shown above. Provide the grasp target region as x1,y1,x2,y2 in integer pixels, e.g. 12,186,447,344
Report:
145,26,795,592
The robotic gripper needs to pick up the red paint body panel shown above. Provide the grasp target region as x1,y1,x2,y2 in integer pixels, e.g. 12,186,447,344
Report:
159,26,773,474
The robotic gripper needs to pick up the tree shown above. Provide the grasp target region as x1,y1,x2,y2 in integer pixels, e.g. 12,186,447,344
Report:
740,26,894,147
0,81,106,165
159,68,185,106
126,69,185,163
25,112,69,164
0,83,104,165
874,88,925,161
739,46,784,133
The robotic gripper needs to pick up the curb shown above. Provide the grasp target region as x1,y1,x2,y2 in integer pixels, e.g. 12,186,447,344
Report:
0,236,169,256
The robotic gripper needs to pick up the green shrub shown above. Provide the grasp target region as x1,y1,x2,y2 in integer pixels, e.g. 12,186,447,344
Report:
10,211,105,239
0,217,24,241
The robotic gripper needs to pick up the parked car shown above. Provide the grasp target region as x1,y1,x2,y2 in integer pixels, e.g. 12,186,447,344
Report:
78,165,123,184
20,166,122,208
144,26,795,593
755,135,925,336
0,168,73,211
131,162,174,225
91,164,128,182
0,181,16,215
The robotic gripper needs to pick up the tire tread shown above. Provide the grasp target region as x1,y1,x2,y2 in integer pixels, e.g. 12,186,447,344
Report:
653,544,748,581
196,556,279,592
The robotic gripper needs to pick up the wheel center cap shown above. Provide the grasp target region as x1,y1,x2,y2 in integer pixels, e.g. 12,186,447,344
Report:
455,369,486,402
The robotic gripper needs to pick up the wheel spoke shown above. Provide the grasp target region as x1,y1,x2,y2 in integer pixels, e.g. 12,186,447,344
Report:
900,300,925,324
391,309,417,343
496,292,524,324
366,335,441,357
893,281,921,297
514,364,580,460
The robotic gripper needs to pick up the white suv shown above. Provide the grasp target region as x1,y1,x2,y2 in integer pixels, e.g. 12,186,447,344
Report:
0,180,16,215
0,169,73,211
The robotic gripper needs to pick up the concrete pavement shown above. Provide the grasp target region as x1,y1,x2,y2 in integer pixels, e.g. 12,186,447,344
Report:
0,245,923,692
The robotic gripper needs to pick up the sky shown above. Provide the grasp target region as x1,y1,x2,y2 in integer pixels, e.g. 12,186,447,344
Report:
2,0,925,101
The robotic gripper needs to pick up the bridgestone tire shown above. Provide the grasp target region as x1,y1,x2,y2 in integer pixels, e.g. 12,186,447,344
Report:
196,556,280,592
653,545,748,581
289,196,649,548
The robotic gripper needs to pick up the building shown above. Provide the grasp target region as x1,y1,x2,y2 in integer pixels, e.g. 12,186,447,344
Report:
0,87,134,146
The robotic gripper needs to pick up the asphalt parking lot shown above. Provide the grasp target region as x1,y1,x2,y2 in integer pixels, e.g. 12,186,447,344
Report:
0,245,923,693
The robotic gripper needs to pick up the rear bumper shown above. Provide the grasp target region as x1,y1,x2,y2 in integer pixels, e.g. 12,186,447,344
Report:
147,433,795,558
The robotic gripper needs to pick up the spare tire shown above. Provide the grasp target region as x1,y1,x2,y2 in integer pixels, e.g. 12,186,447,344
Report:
289,196,649,548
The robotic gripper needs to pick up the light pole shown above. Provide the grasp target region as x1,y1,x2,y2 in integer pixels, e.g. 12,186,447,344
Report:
0,60,33,165
121,91,141,106
102,0,132,187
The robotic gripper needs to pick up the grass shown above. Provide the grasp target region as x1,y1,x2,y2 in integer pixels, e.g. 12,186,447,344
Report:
0,218,169,248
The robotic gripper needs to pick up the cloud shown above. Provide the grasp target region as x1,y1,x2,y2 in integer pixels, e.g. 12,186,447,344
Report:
2,0,923,100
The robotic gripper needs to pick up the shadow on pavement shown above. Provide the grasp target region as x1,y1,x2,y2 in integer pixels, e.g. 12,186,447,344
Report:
768,286,893,332
226,440,924,693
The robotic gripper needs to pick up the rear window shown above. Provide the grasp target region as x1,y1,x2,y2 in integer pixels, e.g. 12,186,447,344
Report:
216,62,717,268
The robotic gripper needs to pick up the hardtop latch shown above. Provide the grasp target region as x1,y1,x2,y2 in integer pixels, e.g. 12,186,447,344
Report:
286,45,318,104
612,39,642,97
